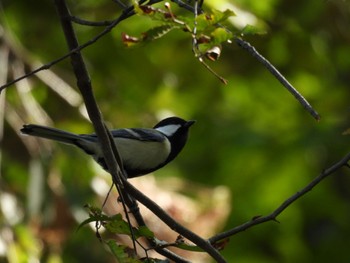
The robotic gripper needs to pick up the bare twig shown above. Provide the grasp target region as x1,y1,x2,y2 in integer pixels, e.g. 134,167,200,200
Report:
112,0,128,9
235,37,321,121
209,151,350,244
0,4,132,93
0,0,167,93
170,0,195,12
70,16,115,26
0,44,9,178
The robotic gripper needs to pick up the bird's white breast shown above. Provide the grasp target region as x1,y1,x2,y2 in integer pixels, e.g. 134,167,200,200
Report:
77,132,171,172
113,137,171,170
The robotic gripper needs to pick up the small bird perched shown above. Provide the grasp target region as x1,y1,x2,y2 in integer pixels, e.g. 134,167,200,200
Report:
21,117,195,178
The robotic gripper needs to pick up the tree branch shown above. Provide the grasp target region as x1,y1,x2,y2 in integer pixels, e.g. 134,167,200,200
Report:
52,0,122,183
0,0,151,93
209,151,350,244
234,37,321,121
106,129,191,262
70,16,115,26
124,180,227,263
53,0,224,261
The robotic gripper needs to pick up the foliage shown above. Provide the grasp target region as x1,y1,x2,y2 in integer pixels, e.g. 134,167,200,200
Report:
1,0,350,262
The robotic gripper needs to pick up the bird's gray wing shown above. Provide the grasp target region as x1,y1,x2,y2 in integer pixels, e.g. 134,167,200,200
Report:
80,128,165,142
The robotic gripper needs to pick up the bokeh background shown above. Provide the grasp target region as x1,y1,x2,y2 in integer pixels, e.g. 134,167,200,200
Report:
1,0,350,262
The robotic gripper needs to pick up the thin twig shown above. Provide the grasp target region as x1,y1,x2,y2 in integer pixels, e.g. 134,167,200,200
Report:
188,0,227,84
70,16,115,26
235,37,321,121
0,0,166,93
0,5,133,93
170,0,195,12
112,0,128,9
209,151,350,244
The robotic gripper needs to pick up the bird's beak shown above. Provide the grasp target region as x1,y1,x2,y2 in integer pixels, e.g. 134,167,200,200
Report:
185,120,196,128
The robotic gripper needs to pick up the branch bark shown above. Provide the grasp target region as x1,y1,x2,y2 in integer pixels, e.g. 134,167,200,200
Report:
235,37,320,121
209,151,350,244
53,0,225,262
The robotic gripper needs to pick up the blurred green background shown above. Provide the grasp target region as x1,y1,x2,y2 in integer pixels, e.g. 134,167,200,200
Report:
1,0,350,262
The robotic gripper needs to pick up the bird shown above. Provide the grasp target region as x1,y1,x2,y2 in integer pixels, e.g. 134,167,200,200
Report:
20,117,195,178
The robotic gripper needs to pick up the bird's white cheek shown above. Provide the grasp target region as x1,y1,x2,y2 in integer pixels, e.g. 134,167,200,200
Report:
155,124,181,137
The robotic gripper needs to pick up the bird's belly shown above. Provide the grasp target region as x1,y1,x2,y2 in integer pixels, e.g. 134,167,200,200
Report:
117,138,171,170
91,138,171,176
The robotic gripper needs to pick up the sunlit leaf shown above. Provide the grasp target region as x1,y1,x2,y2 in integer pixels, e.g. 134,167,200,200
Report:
137,225,155,239
76,214,109,231
212,9,236,24
105,214,132,235
195,9,235,32
142,25,178,42
175,242,204,252
104,214,155,239
210,27,233,45
240,24,267,36
106,240,140,263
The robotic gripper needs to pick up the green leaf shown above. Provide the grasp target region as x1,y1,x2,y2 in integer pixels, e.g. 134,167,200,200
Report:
106,240,140,263
175,242,204,252
195,9,235,32
210,27,233,45
104,214,155,239
105,214,132,235
137,226,154,239
142,25,178,42
123,25,181,47
76,206,110,232
240,24,267,36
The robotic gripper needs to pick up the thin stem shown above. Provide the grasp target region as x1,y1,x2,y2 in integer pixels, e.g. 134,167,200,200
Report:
0,3,134,93
70,16,115,26
209,151,350,244
235,37,320,121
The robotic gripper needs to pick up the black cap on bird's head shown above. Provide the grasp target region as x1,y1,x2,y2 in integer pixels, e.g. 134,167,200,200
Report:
153,116,194,129
153,117,195,137
154,116,195,162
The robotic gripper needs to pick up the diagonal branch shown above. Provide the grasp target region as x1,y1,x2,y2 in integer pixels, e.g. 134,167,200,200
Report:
124,180,227,263
53,0,224,262
209,151,350,244
53,0,138,252
0,0,162,93
0,15,124,93
235,37,321,121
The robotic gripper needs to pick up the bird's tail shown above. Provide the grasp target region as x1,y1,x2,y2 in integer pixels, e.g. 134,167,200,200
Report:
21,124,81,145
